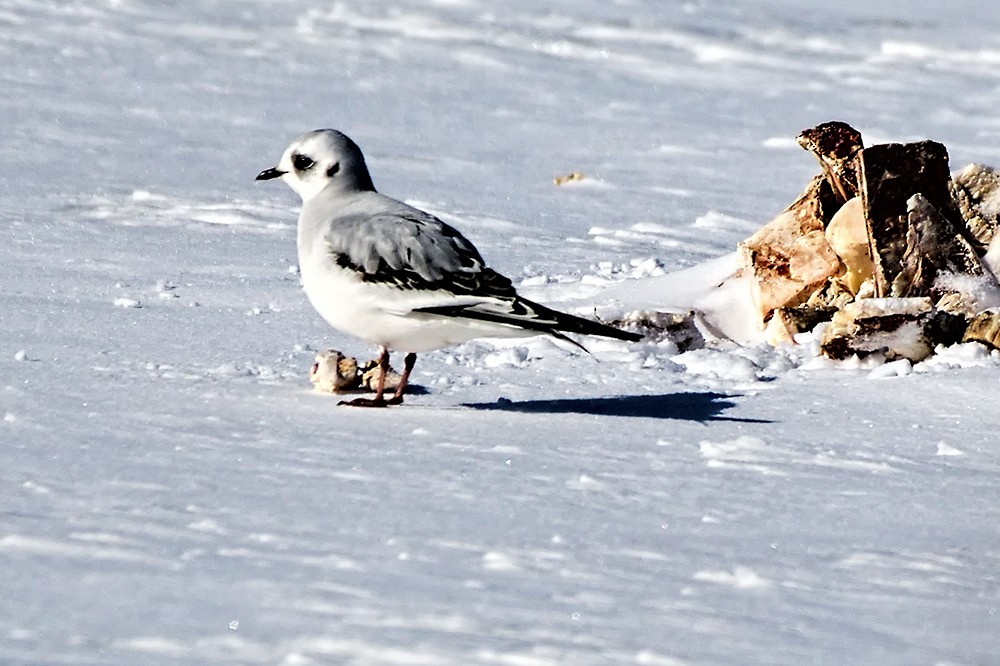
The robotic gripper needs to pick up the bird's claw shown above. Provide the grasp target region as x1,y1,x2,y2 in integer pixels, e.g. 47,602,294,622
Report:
337,395,404,408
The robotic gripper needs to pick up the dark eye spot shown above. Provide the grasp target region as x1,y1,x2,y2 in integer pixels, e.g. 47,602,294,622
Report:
326,162,340,178
292,153,315,171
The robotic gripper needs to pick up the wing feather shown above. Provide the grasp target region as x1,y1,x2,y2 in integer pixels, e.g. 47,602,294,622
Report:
327,210,516,298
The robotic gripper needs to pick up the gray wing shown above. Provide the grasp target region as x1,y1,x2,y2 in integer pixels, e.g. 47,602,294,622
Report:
326,209,517,298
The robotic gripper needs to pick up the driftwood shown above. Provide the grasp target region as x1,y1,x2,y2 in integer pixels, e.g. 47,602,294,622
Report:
950,163,1000,253
859,141,963,296
820,297,964,361
963,310,1000,349
796,121,863,203
892,193,982,298
824,197,873,294
737,175,843,321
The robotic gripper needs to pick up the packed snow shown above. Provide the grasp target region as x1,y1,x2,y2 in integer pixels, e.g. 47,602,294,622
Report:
1,1,999,664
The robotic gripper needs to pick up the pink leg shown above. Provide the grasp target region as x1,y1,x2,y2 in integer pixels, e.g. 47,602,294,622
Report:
386,353,417,405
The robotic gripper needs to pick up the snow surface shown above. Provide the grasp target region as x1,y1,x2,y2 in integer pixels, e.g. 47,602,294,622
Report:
2,1,999,664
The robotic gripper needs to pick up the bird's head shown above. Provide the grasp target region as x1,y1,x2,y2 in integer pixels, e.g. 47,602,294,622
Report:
256,129,375,202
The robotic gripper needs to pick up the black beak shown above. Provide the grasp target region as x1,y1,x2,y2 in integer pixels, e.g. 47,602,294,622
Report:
255,167,286,181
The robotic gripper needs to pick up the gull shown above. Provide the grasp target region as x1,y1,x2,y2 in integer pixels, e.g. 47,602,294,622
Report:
256,129,642,407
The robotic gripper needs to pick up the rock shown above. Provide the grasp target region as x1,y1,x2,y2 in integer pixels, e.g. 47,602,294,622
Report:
309,350,361,393
658,120,1000,363
819,297,965,361
738,175,844,322
309,351,406,394
950,163,1000,254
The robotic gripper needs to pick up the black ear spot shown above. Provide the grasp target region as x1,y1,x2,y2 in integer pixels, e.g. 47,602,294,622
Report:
326,162,340,178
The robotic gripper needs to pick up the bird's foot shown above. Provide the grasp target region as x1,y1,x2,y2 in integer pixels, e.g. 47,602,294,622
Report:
338,396,393,408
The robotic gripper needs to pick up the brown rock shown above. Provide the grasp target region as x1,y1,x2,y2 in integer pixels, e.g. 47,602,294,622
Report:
359,359,403,392
804,276,857,310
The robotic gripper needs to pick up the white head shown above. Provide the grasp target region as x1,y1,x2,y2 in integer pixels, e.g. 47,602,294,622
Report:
256,129,375,202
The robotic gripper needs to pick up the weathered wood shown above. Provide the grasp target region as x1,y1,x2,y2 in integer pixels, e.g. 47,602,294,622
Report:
797,121,864,204
892,193,982,298
819,297,965,361
859,140,959,296
738,175,844,321
962,309,1000,349
824,196,875,294
764,305,837,345
950,163,1000,254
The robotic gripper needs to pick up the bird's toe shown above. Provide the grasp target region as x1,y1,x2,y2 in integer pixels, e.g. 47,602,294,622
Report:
338,396,390,408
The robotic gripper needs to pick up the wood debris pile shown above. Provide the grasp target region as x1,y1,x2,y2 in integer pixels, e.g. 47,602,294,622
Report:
740,121,1000,361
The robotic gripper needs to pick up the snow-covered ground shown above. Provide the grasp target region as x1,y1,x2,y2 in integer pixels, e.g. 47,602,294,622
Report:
2,2,999,664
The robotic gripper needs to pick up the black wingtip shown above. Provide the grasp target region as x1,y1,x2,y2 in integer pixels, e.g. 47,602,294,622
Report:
415,299,644,347
607,327,645,343
549,329,592,354
579,324,644,344
540,303,645,344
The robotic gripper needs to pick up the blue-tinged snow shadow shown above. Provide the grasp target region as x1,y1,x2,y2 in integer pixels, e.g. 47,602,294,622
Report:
464,392,770,422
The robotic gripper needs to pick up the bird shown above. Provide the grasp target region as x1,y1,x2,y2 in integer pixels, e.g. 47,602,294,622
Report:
256,129,643,407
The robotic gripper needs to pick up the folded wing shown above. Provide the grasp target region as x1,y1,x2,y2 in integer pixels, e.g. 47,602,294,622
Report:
326,209,642,346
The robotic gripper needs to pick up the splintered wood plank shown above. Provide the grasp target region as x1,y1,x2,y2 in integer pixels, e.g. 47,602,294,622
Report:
737,175,843,319
859,140,957,296
797,121,864,203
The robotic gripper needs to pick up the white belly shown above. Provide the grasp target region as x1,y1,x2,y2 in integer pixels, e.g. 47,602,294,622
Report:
299,250,534,353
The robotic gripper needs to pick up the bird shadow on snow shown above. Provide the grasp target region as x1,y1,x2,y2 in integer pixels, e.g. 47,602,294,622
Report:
463,392,770,422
